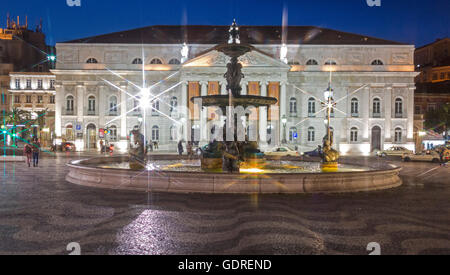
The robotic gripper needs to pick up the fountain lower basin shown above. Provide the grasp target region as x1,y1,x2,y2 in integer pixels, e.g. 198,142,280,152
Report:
66,156,402,194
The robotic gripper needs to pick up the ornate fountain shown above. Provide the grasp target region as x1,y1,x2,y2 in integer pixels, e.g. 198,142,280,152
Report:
191,20,278,172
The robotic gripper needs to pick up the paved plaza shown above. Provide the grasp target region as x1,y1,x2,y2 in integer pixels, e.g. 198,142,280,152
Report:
0,154,449,255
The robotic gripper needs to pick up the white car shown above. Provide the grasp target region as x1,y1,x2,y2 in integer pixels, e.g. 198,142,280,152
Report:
402,151,441,163
377,146,413,157
265,146,300,157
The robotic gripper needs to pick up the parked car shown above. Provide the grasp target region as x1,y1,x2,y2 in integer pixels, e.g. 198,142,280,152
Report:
376,146,413,157
302,148,321,157
402,151,441,163
265,146,299,157
62,142,76,152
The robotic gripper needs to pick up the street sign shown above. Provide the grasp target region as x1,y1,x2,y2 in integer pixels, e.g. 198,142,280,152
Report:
76,124,82,131
293,132,298,139
99,128,105,139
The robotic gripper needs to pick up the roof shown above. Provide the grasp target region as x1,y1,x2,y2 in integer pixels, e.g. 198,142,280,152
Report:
62,25,405,45
416,37,450,51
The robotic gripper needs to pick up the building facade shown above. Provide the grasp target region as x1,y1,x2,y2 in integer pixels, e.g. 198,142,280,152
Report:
53,25,417,154
8,72,56,146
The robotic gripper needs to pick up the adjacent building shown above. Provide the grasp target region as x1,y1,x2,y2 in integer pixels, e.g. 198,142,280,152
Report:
53,25,418,154
8,72,56,146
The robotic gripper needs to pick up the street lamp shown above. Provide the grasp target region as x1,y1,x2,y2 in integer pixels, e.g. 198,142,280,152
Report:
281,114,287,144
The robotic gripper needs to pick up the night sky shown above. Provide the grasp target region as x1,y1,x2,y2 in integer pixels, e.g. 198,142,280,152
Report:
0,0,449,47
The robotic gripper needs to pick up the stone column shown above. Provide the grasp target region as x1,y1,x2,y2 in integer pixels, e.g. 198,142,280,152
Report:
407,86,415,140
76,84,85,150
200,81,208,142
220,81,227,95
385,86,392,140
54,84,63,140
279,82,287,143
181,81,188,142
241,81,247,95
259,81,268,145
98,85,106,129
120,84,128,139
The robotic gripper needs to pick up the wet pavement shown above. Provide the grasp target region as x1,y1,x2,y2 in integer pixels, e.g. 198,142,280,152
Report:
0,155,449,255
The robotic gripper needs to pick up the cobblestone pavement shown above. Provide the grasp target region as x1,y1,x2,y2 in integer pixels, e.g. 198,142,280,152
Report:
0,155,449,255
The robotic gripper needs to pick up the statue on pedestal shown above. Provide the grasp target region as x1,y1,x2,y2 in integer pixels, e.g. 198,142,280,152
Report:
129,126,146,170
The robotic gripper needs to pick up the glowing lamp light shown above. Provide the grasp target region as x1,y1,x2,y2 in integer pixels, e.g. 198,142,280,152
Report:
47,55,56,62
139,88,150,108
419,131,426,137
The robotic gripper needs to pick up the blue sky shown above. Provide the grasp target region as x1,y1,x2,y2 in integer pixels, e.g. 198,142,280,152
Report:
1,0,449,47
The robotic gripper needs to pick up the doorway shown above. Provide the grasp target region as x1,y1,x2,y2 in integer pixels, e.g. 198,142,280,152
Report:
86,124,97,150
371,126,381,152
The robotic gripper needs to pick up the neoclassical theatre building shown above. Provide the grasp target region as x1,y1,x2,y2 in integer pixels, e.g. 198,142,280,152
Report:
52,25,417,154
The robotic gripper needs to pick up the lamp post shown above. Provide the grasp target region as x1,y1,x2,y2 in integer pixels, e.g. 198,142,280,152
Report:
281,114,287,144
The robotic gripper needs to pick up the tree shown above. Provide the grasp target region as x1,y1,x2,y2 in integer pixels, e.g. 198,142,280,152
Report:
425,103,450,139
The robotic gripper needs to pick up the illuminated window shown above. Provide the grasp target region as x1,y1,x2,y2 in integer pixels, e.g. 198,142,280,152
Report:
306,59,318,65
168,58,181,65
308,127,315,142
150,58,163,64
350,127,358,142
371,59,384,65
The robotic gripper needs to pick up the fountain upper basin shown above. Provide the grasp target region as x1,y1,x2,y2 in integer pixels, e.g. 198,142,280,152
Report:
66,156,402,194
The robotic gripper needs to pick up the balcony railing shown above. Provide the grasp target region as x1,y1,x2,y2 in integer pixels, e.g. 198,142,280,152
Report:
372,113,381,118
351,113,359,118
86,110,97,116
64,109,75,116
395,113,404,118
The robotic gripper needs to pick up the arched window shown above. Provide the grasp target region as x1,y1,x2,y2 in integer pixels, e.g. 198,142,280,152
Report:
168,58,181,65
150,58,163,64
86,58,98,64
395,127,402,143
289,127,298,142
324,60,337,65
308,127,315,142
88,96,96,112
371,59,384,65
66,95,74,112
132,58,143,64
351,98,359,117
350,127,358,142
109,126,117,141
170,125,177,141
109,96,118,115
308,98,316,117
289,97,297,116
151,100,160,116
152,125,160,141
170,96,178,115
395,98,403,117
373,98,381,117
306,59,318,65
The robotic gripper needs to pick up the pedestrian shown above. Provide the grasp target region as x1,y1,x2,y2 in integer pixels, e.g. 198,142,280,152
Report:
23,141,33,167
100,140,104,154
439,148,448,167
32,138,41,167
178,140,184,156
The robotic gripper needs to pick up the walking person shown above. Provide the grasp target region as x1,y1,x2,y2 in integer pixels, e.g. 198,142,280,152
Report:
23,141,33,167
439,148,448,167
32,138,41,167
178,140,184,156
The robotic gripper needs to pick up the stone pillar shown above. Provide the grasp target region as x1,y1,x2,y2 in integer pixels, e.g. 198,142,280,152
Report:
407,86,415,140
76,84,85,150
241,81,247,95
220,81,227,95
98,85,106,129
54,84,63,140
181,81,188,142
259,81,268,145
120,84,128,139
279,82,287,143
200,81,208,142
385,86,392,140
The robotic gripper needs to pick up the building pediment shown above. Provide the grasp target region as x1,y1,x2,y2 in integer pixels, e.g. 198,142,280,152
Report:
183,48,291,69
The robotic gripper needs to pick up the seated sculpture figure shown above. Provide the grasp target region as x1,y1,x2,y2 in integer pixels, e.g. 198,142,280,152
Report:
129,127,146,170
322,140,340,163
